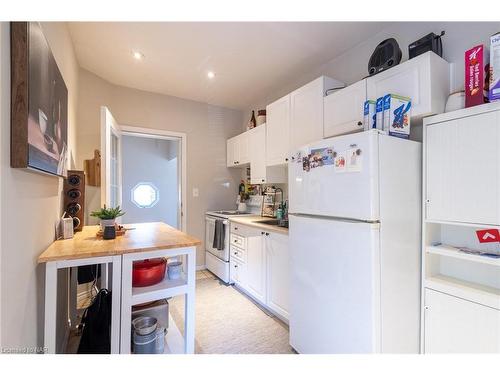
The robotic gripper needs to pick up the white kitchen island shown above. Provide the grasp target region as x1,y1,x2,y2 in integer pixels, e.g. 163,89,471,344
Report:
38,222,201,354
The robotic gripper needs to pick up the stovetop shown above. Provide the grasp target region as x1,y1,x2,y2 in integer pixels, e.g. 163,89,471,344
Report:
206,210,255,219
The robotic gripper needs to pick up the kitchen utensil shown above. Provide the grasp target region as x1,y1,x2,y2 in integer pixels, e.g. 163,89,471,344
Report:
132,316,158,336
445,91,465,112
103,225,116,240
132,258,167,287
256,109,266,125
133,328,157,354
167,261,182,280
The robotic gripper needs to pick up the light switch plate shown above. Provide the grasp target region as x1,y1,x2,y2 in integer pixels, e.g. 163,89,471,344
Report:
192,188,199,197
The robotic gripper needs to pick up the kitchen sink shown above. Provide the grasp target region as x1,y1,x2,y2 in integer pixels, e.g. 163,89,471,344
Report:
253,219,289,228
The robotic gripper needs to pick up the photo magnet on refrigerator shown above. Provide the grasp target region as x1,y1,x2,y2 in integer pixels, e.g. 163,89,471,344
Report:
347,148,362,172
334,151,347,173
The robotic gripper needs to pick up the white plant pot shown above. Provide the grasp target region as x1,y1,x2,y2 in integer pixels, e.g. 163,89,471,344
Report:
100,219,116,231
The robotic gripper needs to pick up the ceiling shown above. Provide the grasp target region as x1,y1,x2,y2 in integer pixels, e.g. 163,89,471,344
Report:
68,22,391,110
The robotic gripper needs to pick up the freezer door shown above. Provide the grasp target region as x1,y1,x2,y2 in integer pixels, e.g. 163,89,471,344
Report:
288,130,380,221
289,214,381,353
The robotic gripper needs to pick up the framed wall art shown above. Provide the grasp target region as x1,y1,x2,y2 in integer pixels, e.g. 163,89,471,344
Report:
11,22,68,177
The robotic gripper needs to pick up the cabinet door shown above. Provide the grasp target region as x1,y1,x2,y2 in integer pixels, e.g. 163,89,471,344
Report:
266,95,290,166
245,235,266,303
424,289,500,353
290,78,324,152
266,232,289,320
426,110,500,225
226,137,236,167
250,125,267,184
324,79,366,138
237,133,250,165
366,52,449,119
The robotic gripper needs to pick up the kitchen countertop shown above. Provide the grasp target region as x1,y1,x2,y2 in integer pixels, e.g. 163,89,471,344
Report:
38,222,201,263
229,215,289,235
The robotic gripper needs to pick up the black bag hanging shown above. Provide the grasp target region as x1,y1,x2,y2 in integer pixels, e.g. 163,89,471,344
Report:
77,265,101,284
77,289,112,354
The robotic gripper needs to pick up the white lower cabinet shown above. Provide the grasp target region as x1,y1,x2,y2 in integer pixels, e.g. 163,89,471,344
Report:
230,224,289,321
424,288,500,353
265,232,290,321
245,235,266,303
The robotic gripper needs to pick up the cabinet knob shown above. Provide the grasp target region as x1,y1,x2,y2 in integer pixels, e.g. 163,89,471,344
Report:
261,231,265,235
291,156,295,161
285,158,289,162
357,121,363,127
261,179,265,182
234,227,238,230
234,252,237,255
234,239,237,242
234,264,238,268
266,232,269,236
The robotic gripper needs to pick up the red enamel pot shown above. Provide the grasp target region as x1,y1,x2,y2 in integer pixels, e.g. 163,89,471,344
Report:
132,258,167,287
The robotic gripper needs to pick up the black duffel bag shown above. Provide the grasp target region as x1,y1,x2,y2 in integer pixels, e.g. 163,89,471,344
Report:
77,289,112,354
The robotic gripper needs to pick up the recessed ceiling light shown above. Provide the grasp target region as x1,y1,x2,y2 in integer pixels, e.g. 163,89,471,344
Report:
132,51,144,60
207,71,216,79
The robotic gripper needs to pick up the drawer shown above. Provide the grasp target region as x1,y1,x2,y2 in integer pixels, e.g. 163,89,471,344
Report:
230,245,246,263
231,222,263,237
231,233,246,249
230,258,246,286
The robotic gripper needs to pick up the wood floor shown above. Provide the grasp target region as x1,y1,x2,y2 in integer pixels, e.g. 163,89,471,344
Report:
169,270,294,354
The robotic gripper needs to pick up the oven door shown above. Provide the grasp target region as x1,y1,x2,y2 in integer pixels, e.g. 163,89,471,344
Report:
205,215,229,261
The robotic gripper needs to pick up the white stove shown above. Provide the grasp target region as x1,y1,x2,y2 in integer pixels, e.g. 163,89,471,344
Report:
205,210,254,283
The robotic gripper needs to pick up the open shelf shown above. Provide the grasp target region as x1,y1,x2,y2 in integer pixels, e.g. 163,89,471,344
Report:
132,275,187,305
425,274,500,310
426,245,500,267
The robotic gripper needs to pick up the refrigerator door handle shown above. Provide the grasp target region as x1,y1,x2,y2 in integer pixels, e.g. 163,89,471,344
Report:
288,212,380,225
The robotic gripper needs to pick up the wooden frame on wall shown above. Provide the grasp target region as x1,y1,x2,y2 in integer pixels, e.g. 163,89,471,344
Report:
10,21,68,177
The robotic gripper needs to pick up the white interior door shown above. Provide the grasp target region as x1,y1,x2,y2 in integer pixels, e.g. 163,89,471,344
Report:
101,106,122,210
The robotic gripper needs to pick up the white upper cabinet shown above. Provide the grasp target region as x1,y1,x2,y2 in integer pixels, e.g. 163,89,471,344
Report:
249,125,267,183
425,104,500,225
226,136,236,167
266,76,343,166
227,132,250,167
366,51,449,119
324,79,367,138
266,95,291,166
289,76,344,153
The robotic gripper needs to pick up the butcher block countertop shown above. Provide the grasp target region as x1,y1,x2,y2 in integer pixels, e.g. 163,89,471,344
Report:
38,222,201,263
229,215,289,235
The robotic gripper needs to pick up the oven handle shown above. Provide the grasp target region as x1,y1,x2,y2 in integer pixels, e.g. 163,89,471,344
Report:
205,216,229,225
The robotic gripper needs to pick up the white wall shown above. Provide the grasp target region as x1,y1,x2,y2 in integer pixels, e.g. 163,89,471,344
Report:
77,69,243,267
121,135,179,228
244,22,500,126
0,22,79,351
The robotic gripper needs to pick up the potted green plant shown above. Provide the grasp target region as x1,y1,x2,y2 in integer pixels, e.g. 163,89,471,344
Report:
90,205,125,230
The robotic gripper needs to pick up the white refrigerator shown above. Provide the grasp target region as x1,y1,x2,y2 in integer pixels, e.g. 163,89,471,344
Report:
288,130,421,353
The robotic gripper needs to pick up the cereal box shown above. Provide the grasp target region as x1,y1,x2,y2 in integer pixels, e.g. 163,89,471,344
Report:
383,94,412,139
363,100,376,131
465,44,489,107
375,97,384,131
489,33,500,102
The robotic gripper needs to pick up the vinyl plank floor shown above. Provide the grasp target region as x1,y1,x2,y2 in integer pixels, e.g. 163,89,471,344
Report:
169,270,294,354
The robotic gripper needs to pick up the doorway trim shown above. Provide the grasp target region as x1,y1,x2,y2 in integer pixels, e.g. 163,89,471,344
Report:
120,125,187,232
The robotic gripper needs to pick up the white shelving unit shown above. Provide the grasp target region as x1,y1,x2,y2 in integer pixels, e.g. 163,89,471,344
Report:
121,246,196,354
421,103,500,353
